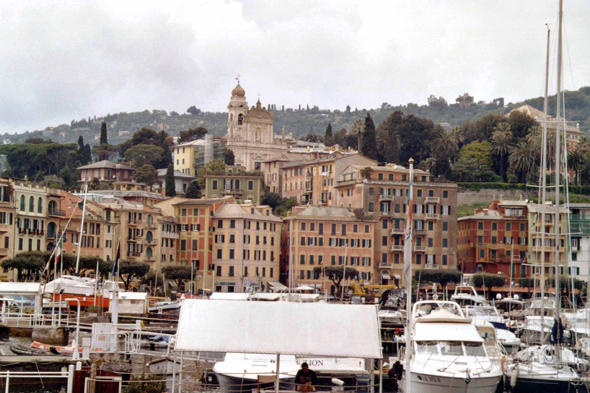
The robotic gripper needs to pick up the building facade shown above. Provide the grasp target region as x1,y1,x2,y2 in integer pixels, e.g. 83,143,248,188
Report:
213,203,282,292
78,160,134,184
457,200,529,278
335,163,458,284
282,206,375,293
204,166,264,205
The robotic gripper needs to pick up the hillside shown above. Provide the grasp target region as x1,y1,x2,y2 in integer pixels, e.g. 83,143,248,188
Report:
5,87,590,146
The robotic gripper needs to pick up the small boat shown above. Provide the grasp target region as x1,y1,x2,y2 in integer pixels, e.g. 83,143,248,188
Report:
149,300,182,313
451,285,488,313
10,343,58,356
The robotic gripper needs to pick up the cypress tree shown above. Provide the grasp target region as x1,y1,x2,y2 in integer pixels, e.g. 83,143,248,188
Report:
224,149,235,165
185,180,201,199
100,122,108,145
324,124,334,146
360,114,378,160
165,164,176,197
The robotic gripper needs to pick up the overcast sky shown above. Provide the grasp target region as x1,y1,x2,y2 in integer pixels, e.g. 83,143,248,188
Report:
2,0,589,133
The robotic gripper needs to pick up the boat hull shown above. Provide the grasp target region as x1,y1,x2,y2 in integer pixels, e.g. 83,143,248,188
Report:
52,293,109,308
216,373,294,393
509,375,589,393
400,371,501,393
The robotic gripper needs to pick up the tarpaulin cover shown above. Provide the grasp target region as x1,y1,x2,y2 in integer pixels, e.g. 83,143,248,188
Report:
176,299,382,358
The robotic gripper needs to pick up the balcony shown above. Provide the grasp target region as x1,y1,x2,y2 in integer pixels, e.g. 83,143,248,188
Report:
48,209,66,217
391,245,404,252
222,189,243,196
414,229,426,235
425,264,439,270
425,197,440,204
0,195,11,204
380,211,393,217
391,228,404,235
128,220,141,226
379,195,393,201
425,213,440,220
414,246,427,252
379,262,393,269
127,251,141,257
162,231,180,239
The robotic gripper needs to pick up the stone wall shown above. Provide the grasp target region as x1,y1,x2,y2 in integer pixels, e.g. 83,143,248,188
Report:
457,188,536,206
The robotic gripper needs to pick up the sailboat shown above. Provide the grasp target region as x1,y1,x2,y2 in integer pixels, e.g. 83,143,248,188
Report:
505,2,589,392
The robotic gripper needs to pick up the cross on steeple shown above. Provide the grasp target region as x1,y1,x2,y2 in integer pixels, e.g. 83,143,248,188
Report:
257,93,261,101
236,74,240,84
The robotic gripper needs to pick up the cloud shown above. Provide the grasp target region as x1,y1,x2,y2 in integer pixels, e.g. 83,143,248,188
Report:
0,0,589,133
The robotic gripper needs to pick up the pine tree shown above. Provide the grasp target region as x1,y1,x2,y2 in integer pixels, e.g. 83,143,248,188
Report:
324,124,334,146
185,180,201,199
165,164,176,197
224,149,235,165
100,122,108,145
360,114,378,160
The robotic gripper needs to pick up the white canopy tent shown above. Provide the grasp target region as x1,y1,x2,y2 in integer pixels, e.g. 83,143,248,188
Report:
175,299,382,359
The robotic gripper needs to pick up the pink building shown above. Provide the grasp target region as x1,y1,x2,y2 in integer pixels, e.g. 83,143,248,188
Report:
78,160,135,184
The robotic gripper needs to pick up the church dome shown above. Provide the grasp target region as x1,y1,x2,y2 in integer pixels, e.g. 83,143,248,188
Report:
232,83,245,97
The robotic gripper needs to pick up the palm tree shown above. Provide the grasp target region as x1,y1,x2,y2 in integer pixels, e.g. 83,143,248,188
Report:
435,132,459,163
567,147,582,185
509,140,536,183
491,123,513,180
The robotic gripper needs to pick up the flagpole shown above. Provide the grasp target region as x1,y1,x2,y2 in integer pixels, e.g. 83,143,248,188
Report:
403,158,414,393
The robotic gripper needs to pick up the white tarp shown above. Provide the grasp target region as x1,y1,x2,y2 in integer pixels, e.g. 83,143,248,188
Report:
268,281,288,291
176,300,382,358
0,282,40,294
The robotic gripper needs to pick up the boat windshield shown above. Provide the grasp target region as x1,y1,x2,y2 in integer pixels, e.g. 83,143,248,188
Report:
415,341,486,357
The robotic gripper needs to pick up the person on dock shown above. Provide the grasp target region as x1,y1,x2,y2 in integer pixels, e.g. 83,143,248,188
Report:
295,362,318,392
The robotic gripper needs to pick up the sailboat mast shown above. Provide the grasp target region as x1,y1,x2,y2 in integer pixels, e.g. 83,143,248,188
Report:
540,26,551,343
554,0,564,363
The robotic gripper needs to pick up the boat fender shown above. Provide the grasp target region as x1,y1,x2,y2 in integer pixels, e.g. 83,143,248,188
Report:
510,364,518,388
501,356,507,373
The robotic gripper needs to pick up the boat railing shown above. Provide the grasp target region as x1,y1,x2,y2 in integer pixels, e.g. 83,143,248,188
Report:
0,312,69,328
0,367,75,392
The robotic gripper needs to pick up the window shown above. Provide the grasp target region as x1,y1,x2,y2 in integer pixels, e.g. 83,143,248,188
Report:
29,196,34,212
479,249,485,259
217,220,223,229
520,223,525,231
213,180,218,190
428,238,433,247
20,196,25,211
300,255,305,265
180,240,186,250
506,223,511,231
341,224,346,236
229,249,234,259
443,191,448,198
217,249,222,259
146,231,153,243
478,222,483,230
37,197,43,213
442,238,448,248
492,222,497,230
365,225,370,233
442,222,448,231
192,239,199,249
368,203,374,212
248,181,254,190
382,236,388,246
319,223,323,235
146,247,153,259
381,220,387,229
230,220,235,229
417,190,422,197
229,266,235,277
491,236,497,244
301,222,306,231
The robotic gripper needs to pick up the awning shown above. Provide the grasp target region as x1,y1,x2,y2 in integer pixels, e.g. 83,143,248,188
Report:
393,275,401,280
381,273,391,280
268,281,288,291
176,300,382,358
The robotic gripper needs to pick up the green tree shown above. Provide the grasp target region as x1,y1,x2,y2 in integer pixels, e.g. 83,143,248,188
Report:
162,266,192,289
274,197,297,216
118,128,162,156
133,164,159,186
313,266,359,297
414,269,462,293
186,106,201,116
165,164,176,197
452,141,494,182
519,277,537,296
185,180,202,199
178,127,208,144
261,193,282,210
507,111,538,140
224,149,235,165
124,144,164,168
360,113,378,159
509,140,536,183
490,123,513,180
196,159,225,189
472,273,505,299
324,123,334,146
92,143,117,161
118,260,150,290
1,257,43,281
100,122,108,145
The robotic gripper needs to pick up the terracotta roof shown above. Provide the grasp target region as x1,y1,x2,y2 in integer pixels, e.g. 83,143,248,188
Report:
213,204,282,222
173,196,233,206
285,206,369,222
77,160,134,171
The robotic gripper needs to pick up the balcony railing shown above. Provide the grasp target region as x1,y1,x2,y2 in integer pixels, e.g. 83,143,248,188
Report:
425,264,439,270
425,213,440,220
127,251,141,257
380,211,393,217
379,262,393,268
391,245,404,252
391,228,404,235
414,229,426,235
379,195,393,201
48,209,66,217
414,246,427,252
162,231,180,239
425,197,440,204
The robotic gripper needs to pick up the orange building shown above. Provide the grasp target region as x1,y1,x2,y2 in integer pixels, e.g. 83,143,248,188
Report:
457,200,529,277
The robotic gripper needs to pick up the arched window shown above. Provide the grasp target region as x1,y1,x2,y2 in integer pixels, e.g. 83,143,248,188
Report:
29,196,34,212
38,197,43,213
48,201,57,215
147,215,153,226
146,247,153,260
146,231,153,243
238,114,243,125
47,222,56,239
20,196,25,211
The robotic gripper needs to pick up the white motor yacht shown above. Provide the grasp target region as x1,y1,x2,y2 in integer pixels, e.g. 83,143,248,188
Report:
399,300,503,393
451,285,488,313
213,353,299,393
